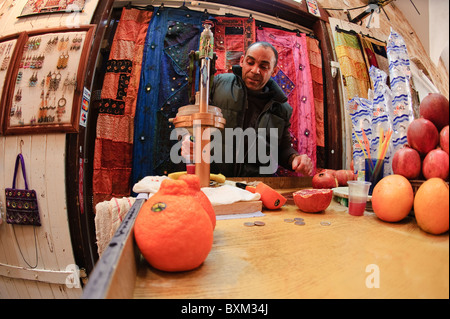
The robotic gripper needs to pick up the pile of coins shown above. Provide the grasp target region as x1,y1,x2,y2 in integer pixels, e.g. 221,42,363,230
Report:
285,218,332,226
284,217,305,226
242,219,332,227
243,221,265,227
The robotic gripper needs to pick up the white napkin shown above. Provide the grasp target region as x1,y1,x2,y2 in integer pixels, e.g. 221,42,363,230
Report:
132,175,169,194
201,185,260,205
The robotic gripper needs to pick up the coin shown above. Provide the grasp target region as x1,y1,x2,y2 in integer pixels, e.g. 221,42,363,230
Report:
294,217,304,221
284,218,294,223
254,221,265,226
243,222,255,227
294,220,305,226
320,221,331,226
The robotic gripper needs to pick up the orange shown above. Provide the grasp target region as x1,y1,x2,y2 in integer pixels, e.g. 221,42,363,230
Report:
414,178,449,235
134,178,213,272
371,174,414,222
179,174,216,229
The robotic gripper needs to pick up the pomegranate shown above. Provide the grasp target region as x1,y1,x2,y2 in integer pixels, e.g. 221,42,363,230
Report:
440,125,449,154
312,171,338,189
335,169,356,186
392,145,422,179
318,168,336,176
419,93,449,131
293,189,333,213
422,149,449,180
407,118,439,155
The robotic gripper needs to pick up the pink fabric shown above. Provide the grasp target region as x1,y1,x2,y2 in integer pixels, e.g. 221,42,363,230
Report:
257,28,317,176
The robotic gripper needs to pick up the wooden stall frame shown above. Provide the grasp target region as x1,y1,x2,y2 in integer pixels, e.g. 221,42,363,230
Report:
2,25,96,135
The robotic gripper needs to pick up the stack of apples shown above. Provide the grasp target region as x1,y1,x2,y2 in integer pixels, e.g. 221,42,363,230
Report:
392,93,449,181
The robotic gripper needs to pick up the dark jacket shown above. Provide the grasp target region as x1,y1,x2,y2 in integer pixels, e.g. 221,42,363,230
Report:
210,66,298,177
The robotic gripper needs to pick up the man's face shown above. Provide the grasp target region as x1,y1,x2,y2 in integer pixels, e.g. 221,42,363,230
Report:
239,44,278,92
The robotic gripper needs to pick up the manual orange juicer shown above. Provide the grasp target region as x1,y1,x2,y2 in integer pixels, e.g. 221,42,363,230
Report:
170,21,226,187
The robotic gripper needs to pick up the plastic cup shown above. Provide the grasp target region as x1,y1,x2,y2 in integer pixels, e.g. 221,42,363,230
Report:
347,181,371,216
365,158,384,195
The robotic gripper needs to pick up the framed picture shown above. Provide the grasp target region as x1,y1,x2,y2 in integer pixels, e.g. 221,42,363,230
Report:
3,25,95,135
0,33,26,135
18,0,86,18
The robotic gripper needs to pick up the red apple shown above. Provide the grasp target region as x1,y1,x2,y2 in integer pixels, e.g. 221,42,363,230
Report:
392,145,422,179
419,93,449,131
440,125,449,154
422,149,449,180
312,172,339,189
335,169,356,186
407,118,439,155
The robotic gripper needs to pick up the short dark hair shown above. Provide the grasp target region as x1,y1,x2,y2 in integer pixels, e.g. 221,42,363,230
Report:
246,41,279,67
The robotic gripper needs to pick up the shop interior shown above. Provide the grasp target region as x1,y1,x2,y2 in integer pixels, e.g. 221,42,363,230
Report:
0,0,448,299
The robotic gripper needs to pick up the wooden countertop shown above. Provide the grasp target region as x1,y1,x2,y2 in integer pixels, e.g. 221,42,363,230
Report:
133,192,449,299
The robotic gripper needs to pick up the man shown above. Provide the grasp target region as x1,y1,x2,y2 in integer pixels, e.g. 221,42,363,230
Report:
182,41,313,177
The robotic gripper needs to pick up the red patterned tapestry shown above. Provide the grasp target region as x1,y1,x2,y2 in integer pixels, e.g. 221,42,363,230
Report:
213,17,256,74
92,8,152,207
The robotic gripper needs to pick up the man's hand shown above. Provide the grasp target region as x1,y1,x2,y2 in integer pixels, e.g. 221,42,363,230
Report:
291,154,313,176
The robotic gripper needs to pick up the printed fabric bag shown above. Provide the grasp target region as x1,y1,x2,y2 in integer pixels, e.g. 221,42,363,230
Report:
5,154,41,226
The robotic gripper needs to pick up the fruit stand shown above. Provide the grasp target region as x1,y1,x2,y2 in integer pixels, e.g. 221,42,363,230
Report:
82,178,449,299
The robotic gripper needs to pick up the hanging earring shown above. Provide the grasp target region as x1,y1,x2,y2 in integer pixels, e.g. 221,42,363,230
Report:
15,88,22,102
63,52,69,69
29,72,38,87
1,55,10,71
57,96,66,122
16,71,23,84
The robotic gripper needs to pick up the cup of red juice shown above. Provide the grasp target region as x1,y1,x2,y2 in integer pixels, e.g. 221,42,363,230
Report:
347,181,371,216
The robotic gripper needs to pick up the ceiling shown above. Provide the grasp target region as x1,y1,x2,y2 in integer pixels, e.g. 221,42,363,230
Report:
394,0,449,72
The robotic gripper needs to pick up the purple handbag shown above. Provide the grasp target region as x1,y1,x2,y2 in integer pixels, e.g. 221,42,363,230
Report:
5,154,41,226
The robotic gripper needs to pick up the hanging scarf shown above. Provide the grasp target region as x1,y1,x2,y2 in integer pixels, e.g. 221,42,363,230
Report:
92,7,153,206
132,7,206,186
213,16,256,74
257,27,317,176
334,30,371,101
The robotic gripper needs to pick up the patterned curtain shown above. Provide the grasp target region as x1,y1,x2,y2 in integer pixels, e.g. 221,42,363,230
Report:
132,7,206,186
358,34,389,86
213,16,256,75
92,8,153,206
334,30,371,101
257,27,317,176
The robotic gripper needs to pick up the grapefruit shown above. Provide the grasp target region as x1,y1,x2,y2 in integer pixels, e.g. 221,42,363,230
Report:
179,174,216,229
134,178,213,272
414,178,449,235
371,175,414,222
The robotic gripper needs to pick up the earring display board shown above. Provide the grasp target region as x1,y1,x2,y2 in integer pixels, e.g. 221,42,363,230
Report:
3,25,95,135
0,33,26,135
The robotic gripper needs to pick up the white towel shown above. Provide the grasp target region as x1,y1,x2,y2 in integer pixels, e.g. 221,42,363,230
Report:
94,197,135,257
201,185,260,205
132,175,169,194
